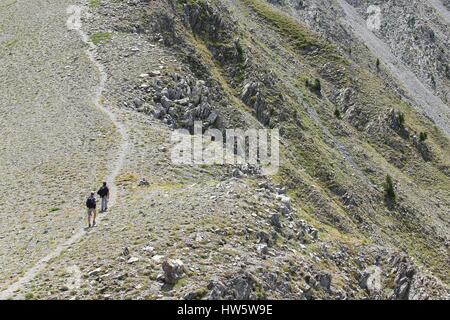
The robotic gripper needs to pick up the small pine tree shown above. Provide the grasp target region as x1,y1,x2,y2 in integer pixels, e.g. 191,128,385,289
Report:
334,108,341,119
376,58,380,71
235,41,245,62
305,79,310,87
312,78,321,93
397,112,405,127
384,174,396,201
419,132,428,142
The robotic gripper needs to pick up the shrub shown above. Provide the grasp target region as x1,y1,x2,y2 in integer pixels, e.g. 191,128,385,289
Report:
312,78,321,93
419,132,428,142
305,78,321,94
89,0,101,8
384,174,396,201
397,112,405,127
25,292,34,300
235,41,245,62
334,108,341,119
305,78,310,87
90,32,112,45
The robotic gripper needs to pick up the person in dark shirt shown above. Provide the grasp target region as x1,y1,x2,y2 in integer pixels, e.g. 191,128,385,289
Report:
97,182,110,213
86,192,97,228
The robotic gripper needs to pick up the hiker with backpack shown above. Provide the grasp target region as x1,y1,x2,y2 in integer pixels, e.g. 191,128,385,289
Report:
97,182,110,213
86,192,97,228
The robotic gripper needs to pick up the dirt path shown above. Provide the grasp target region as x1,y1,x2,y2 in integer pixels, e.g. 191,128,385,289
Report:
336,0,450,137
0,3,129,300
67,5,130,207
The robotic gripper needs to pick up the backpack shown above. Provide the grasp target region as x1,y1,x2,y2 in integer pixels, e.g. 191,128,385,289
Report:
86,197,96,208
98,186,109,197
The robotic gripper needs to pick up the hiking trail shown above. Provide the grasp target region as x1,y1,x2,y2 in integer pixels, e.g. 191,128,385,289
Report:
0,5,129,300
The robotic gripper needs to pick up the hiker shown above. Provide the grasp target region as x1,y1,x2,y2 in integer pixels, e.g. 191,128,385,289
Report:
86,192,97,228
97,182,110,213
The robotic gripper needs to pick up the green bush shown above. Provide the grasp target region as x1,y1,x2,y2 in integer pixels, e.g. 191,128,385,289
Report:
90,32,112,45
384,174,396,201
25,292,34,300
334,108,341,119
397,112,405,126
305,78,321,94
89,0,101,8
312,79,321,93
419,132,428,142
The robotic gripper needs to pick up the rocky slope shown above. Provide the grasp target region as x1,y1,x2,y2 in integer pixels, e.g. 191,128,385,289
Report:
1,0,449,300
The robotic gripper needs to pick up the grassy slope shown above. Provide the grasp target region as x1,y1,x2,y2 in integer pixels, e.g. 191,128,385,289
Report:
206,0,450,282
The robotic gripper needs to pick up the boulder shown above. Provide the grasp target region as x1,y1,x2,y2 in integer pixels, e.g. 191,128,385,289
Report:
359,266,382,294
161,96,173,110
162,259,185,284
269,213,282,229
256,231,270,244
127,257,139,264
88,267,102,277
138,178,150,186
153,104,166,119
256,243,269,255
207,111,218,125
317,272,332,291
152,255,165,264
206,272,256,300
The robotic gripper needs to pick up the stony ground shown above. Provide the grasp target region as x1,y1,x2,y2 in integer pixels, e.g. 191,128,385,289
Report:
1,0,449,300
0,0,119,291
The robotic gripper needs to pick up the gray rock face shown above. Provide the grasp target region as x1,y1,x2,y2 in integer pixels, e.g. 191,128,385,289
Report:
256,243,269,255
256,231,271,245
412,136,432,161
359,266,382,294
241,81,271,126
146,72,221,131
358,0,450,104
317,272,332,291
206,272,257,300
269,213,282,230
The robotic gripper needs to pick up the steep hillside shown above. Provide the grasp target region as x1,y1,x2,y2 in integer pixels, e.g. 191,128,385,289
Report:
1,0,449,300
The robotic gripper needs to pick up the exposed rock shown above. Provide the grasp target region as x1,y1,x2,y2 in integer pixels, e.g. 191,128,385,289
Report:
269,213,282,229
162,259,185,284
152,255,165,264
206,272,256,300
256,243,269,255
138,178,150,186
88,268,102,278
142,246,154,253
359,266,382,294
256,231,270,245
317,272,332,292
127,257,139,264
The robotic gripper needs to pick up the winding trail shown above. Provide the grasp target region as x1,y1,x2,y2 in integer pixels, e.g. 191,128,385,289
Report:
70,7,130,208
336,0,450,137
0,4,129,300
